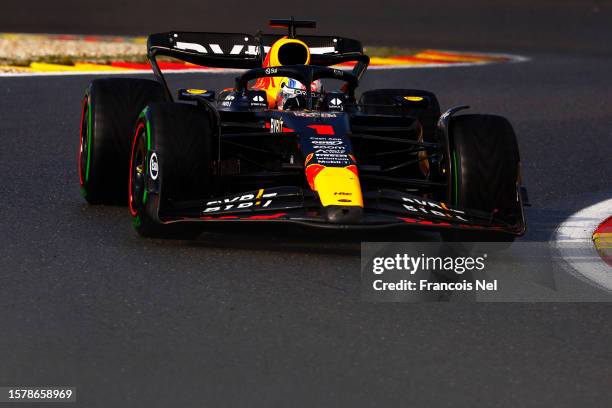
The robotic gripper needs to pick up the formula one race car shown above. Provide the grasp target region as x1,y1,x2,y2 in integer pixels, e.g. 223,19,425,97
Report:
78,18,526,240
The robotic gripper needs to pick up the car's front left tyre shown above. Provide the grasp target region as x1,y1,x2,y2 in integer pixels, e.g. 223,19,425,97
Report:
443,114,524,242
78,78,167,204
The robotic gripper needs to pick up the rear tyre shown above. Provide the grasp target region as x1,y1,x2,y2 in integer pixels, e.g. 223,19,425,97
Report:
359,89,441,136
78,78,167,204
443,114,522,242
129,103,216,238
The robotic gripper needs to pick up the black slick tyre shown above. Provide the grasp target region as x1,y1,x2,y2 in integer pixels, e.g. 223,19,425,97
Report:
78,78,167,204
128,102,216,239
443,114,522,241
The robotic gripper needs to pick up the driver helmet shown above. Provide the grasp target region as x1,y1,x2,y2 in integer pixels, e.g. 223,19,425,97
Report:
276,78,322,110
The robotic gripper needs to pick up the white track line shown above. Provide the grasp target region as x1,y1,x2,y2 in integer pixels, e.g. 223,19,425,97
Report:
0,54,529,78
554,197,612,291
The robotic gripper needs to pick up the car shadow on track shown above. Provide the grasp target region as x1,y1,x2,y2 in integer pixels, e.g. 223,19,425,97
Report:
185,223,440,256
183,206,564,256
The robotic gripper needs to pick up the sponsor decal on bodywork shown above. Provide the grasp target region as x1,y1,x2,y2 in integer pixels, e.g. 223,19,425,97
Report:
221,94,235,107
198,187,304,216
309,136,352,166
270,118,284,133
401,196,468,222
174,41,260,56
291,112,338,118
203,189,278,214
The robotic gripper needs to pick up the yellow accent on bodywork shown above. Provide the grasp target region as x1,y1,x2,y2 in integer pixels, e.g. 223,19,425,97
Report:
313,167,363,207
404,96,424,101
187,89,207,94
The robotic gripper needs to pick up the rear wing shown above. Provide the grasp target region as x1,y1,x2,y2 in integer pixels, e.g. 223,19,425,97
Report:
147,32,263,69
147,31,369,68
147,31,370,98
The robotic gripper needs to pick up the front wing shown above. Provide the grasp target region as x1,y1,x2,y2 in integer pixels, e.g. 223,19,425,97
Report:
156,187,526,235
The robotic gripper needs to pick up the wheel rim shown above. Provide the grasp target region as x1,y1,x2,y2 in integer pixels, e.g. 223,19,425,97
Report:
129,122,147,217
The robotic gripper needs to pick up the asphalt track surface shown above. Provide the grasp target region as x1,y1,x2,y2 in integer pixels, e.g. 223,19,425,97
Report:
1,1,612,407
2,0,612,56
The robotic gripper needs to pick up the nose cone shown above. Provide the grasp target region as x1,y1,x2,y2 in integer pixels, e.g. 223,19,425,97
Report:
324,205,363,224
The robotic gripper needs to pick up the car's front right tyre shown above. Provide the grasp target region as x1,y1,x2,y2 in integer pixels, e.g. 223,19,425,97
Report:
128,103,216,238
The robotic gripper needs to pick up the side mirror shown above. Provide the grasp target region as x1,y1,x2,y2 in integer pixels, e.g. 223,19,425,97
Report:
395,95,430,110
178,88,216,102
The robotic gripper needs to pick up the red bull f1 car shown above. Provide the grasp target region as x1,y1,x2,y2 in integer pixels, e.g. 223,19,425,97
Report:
78,18,527,240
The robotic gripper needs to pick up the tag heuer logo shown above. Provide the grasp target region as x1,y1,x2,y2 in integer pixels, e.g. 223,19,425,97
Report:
252,95,265,102
330,98,342,106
